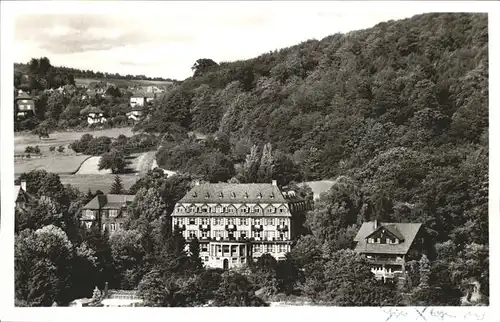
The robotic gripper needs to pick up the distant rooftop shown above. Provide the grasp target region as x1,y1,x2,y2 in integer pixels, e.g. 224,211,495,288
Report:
83,194,136,210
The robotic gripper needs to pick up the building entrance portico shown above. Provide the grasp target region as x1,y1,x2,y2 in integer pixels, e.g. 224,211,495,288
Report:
223,258,229,270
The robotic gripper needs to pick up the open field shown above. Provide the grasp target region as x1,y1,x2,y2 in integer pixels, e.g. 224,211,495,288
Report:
15,127,135,175
75,156,112,175
59,174,141,194
58,151,169,193
75,151,156,175
75,78,174,88
15,155,91,175
14,127,135,154
15,149,160,193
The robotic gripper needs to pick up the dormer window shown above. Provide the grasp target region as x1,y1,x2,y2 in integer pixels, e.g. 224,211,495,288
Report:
205,192,210,199
244,192,248,199
270,193,274,199
388,238,398,244
257,192,262,199
192,192,197,198
231,192,236,199
219,192,223,199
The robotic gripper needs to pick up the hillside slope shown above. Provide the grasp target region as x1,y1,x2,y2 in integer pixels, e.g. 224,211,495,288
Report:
141,13,488,247
141,12,487,171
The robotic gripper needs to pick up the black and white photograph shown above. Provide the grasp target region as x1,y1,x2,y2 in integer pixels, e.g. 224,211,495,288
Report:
0,1,497,321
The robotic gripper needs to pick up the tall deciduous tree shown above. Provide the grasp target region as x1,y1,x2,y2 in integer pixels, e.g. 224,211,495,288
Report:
15,225,74,306
98,150,127,174
213,271,268,307
192,58,219,77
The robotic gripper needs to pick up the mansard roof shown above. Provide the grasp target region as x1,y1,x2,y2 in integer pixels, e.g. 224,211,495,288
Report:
178,182,302,204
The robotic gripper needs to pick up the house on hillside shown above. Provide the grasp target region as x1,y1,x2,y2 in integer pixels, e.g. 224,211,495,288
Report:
171,180,311,270
14,90,35,120
84,105,107,125
81,194,136,232
353,220,424,282
126,105,146,122
144,85,165,94
130,92,156,108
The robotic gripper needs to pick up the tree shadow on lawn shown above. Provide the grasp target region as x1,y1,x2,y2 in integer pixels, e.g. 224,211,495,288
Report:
120,160,137,174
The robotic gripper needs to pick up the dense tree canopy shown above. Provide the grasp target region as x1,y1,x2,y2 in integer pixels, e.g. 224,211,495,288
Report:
14,13,488,307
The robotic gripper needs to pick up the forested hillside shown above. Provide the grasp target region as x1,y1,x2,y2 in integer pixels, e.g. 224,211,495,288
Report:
143,12,487,176
137,12,488,303
14,12,489,307
14,62,176,86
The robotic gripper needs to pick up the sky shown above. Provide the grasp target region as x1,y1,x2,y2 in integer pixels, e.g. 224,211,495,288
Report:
12,1,429,80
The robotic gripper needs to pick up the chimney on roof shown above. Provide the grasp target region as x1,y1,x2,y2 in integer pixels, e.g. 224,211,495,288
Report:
374,219,379,230
104,282,109,298
272,180,277,186
194,180,200,186
21,180,27,192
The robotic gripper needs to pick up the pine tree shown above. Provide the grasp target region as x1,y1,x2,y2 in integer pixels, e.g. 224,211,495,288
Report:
109,175,124,194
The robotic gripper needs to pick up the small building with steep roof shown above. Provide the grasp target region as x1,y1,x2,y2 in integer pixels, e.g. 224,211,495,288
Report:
83,105,107,124
354,220,424,282
81,194,136,233
14,90,35,120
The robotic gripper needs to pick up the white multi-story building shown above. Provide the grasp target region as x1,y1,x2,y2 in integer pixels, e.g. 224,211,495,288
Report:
171,180,310,270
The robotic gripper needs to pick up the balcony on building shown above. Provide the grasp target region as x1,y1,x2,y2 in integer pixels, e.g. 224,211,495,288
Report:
199,224,211,231
277,224,288,231
237,235,248,241
371,266,404,280
366,255,405,266
175,224,186,230
251,224,263,231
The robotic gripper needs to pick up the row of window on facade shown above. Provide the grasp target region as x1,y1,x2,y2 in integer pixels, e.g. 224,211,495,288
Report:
176,205,288,214
367,237,400,244
175,217,289,226
204,243,288,254
201,257,246,263
84,222,124,231
83,209,120,219
371,266,402,273
186,230,289,239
